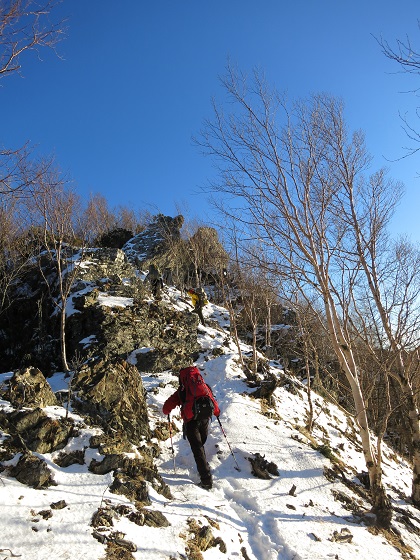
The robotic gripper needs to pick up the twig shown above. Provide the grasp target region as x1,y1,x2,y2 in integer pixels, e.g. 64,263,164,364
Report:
0,550,22,558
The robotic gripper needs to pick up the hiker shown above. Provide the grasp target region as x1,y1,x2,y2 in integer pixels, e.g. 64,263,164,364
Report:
187,287,208,325
144,264,163,299
162,365,220,489
163,267,173,286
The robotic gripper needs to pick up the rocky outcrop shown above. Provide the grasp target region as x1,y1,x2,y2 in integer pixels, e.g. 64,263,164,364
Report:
74,248,136,284
72,359,150,444
10,452,56,488
89,444,172,505
97,228,134,249
91,502,170,560
5,367,58,408
68,280,200,370
0,215,199,373
123,214,184,269
0,214,201,510
0,407,74,453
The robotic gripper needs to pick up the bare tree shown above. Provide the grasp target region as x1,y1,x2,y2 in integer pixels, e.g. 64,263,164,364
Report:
0,0,64,79
0,156,58,321
0,146,55,197
24,164,86,372
204,217,245,367
235,263,262,379
0,197,32,315
80,193,117,245
285,297,328,434
0,1,65,198
116,205,150,234
231,251,282,380
198,66,394,525
220,265,245,369
377,27,420,159
80,194,152,246
350,235,420,504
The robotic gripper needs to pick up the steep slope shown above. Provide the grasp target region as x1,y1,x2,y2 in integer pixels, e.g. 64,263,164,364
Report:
0,289,419,560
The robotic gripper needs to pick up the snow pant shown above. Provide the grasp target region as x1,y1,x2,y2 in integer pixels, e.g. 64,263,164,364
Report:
185,417,212,483
192,305,205,325
151,279,162,298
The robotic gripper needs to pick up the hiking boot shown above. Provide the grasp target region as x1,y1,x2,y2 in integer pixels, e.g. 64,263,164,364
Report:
200,477,212,490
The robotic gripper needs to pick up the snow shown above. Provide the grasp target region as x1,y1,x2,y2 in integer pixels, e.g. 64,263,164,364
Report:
65,284,94,317
97,292,134,308
79,335,98,348
1,293,419,560
127,347,155,366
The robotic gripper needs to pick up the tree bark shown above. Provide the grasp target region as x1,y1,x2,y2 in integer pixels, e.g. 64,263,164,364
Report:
60,303,69,372
325,302,392,526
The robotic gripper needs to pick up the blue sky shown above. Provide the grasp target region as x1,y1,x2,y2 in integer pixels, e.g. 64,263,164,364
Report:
1,0,419,241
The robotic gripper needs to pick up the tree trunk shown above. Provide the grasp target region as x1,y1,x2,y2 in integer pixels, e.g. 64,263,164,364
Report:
396,368,420,505
339,347,392,526
266,301,272,348
312,349,322,393
252,322,258,375
325,300,392,527
229,305,244,368
60,303,69,372
194,263,200,288
222,279,245,369
304,351,314,433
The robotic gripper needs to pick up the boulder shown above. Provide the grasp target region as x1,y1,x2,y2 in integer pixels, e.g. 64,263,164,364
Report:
248,453,279,479
5,367,57,408
54,449,85,467
128,509,170,528
72,359,150,444
90,452,171,503
1,408,74,453
10,452,56,488
110,472,151,506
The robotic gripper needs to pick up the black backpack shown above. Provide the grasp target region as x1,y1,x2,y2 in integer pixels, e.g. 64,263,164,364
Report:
193,395,215,420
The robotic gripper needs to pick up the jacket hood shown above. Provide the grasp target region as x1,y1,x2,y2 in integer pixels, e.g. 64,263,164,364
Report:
179,366,198,385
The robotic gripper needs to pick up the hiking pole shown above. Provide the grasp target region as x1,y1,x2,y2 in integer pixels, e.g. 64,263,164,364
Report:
167,414,176,473
217,417,241,471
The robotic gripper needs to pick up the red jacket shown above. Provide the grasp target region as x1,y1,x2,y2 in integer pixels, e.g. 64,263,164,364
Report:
163,368,220,422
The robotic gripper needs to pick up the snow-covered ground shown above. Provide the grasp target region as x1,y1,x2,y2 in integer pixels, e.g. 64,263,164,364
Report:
1,291,419,559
